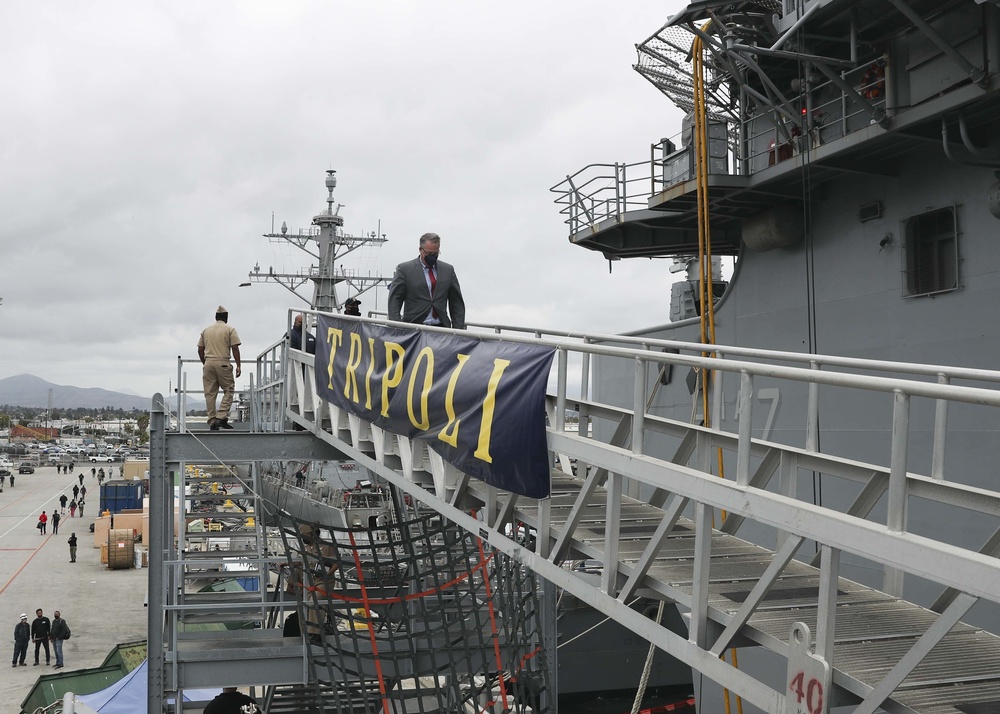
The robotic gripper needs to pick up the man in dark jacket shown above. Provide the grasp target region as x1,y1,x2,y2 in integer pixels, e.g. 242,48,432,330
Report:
289,314,316,354
12,614,30,666
204,687,262,714
31,609,50,665
49,611,69,669
387,232,466,329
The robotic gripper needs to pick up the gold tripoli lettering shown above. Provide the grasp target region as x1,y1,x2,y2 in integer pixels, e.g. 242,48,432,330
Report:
380,341,406,417
325,328,344,390
407,346,435,430
473,358,510,463
343,332,363,403
437,354,470,447
363,337,376,410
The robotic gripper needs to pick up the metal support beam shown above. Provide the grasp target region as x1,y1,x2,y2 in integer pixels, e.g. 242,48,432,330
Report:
709,535,804,656
853,593,979,714
165,432,347,462
148,394,168,714
887,0,987,85
617,494,690,602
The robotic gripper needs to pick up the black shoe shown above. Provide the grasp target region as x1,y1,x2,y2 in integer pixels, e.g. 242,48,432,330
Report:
54,664,63,669
210,422,220,431
218,419,234,430
33,662,38,666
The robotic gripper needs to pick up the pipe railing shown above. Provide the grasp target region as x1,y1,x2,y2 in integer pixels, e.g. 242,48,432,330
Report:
233,311,1000,710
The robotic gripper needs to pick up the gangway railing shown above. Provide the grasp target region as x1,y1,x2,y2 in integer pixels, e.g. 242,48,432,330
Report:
259,310,1000,713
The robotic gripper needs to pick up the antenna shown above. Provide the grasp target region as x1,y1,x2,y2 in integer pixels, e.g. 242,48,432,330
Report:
246,171,391,312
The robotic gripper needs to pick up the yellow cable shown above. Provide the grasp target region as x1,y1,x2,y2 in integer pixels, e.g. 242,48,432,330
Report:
693,25,743,714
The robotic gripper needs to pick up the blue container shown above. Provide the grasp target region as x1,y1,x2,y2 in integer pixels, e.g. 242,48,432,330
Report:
100,481,144,514
236,577,259,592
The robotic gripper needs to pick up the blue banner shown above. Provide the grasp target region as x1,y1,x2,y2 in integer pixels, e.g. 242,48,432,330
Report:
314,316,555,498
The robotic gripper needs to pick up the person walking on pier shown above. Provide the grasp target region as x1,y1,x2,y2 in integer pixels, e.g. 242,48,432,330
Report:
52,511,61,535
37,512,47,535
72,484,79,500
78,472,84,486
69,500,77,518
31,609,50,666
68,533,78,563
77,499,85,517
49,611,69,669
12,614,29,667
59,493,68,513
198,305,242,431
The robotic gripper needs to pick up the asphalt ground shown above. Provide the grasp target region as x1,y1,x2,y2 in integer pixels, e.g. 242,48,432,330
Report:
0,462,148,710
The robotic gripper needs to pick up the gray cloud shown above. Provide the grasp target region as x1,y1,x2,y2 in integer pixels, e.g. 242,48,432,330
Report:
0,0,687,399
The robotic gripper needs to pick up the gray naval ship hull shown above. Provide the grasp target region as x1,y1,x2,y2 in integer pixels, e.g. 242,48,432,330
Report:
595,157,1000,708
559,2,1000,711
601,147,1000,605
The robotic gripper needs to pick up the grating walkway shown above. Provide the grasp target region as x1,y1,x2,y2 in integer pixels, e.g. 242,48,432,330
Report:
510,472,1000,714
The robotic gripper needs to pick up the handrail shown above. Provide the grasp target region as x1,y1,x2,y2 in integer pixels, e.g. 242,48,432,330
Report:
235,310,1000,710
332,311,1000,388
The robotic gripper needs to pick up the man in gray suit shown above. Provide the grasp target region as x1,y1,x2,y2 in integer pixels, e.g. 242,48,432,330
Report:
388,233,466,329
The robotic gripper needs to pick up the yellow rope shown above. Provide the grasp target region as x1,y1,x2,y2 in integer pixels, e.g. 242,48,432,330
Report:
693,25,743,714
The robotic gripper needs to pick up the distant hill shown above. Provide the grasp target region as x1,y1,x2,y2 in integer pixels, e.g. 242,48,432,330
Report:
0,374,153,411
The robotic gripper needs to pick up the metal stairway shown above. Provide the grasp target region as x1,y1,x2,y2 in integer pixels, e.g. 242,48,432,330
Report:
150,315,1000,713
275,314,1000,714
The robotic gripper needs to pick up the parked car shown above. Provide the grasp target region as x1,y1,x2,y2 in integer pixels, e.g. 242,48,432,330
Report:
89,455,113,463
18,462,35,474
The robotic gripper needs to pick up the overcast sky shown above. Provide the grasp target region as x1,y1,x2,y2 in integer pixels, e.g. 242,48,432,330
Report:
1,1,690,400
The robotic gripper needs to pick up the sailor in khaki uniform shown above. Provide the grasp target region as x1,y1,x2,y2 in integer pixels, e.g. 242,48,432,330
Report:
197,305,242,430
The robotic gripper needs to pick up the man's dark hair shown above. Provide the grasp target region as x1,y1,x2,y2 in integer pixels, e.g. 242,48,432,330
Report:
216,312,228,323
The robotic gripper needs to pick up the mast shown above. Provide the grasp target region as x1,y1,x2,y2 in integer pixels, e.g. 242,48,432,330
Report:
247,170,390,312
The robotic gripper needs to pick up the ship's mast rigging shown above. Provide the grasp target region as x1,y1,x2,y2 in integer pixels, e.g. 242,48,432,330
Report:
246,170,390,312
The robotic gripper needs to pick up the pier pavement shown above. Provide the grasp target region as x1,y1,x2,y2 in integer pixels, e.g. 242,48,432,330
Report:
0,463,147,711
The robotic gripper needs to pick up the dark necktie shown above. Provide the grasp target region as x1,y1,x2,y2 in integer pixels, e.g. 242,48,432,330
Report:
428,268,439,319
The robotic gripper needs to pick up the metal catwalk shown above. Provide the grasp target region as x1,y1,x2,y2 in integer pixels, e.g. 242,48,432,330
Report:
149,314,1000,713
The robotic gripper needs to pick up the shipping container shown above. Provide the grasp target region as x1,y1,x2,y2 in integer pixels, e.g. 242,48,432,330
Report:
100,481,144,514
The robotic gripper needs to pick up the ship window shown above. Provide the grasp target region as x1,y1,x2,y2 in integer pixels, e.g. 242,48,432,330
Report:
902,206,958,297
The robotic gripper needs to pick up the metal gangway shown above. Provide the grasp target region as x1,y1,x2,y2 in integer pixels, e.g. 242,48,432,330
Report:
151,312,1000,714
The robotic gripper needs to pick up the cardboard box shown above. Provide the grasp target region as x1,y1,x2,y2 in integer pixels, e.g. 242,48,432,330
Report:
122,460,149,481
100,543,108,564
113,512,143,537
94,516,111,549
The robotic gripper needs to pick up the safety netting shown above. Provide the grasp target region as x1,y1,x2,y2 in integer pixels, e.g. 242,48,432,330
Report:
275,502,551,713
